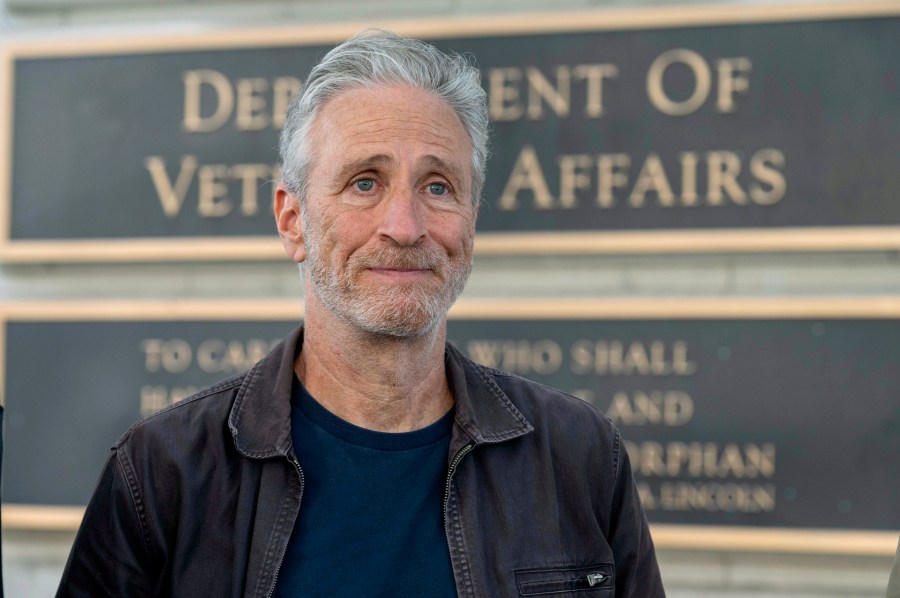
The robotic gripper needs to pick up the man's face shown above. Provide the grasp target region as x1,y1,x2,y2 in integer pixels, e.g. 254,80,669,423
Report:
299,84,477,338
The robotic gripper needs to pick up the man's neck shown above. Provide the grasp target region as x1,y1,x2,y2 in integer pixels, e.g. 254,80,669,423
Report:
296,301,453,433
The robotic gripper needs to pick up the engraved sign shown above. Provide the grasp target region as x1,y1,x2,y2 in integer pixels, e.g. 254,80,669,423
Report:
2,6,899,260
3,305,898,536
448,318,900,530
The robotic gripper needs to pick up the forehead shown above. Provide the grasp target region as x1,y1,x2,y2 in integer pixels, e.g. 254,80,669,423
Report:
307,84,473,178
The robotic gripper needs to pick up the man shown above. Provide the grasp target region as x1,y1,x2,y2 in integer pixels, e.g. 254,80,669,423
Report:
58,31,664,597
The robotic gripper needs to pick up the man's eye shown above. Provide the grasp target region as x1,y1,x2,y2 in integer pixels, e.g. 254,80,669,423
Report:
354,179,375,192
428,182,448,195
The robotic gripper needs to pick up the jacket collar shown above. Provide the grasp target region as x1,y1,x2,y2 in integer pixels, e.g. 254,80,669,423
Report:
444,342,533,446
228,324,533,459
228,326,301,459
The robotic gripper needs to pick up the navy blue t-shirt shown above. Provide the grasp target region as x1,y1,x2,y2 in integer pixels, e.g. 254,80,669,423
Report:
272,377,457,597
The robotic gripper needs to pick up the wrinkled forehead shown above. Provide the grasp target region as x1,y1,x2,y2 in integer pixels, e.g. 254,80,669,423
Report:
307,84,474,183
315,83,469,143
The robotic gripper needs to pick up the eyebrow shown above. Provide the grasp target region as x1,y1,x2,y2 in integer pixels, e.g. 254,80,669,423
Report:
420,155,466,187
332,154,394,184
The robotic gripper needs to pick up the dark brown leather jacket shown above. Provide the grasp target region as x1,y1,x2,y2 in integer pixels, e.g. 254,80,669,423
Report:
58,326,664,597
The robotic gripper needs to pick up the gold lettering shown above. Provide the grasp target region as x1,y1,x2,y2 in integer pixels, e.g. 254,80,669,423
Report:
659,482,776,512
629,153,676,207
706,150,747,205
663,393,694,426
571,340,696,376
500,341,526,372
140,385,168,417
271,77,302,129
467,340,505,369
716,57,752,113
503,341,531,374
526,66,571,120
197,338,272,373
752,484,777,511
570,340,594,375
141,338,191,373
235,78,270,131
197,339,225,372
182,69,233,133
744,443,777,477
572,63,619,117
607,392,635,425
646,49,711,116
197,165,231,217
558,154,592,208
632,391,664,424
500,340,562,375
140,385,199,417
596,153,630,208
230,163,271,216
750,148,787,205
141,339,164,373
635,441,667,476
605,391,693,426
624,342,651,374
636,482,657,509
648,342,667,375
465,339,561,375
488,67,524,121
718,444,747,477
688,443,707,477
679,151,700,206
672,341,698,375
499,145,555,210
703,442,719,475
492,149,784,213
605,341,623,374
664,442,692,476
530,340,563,375
162,339,192,373
627,441,776,478
144,155,198,218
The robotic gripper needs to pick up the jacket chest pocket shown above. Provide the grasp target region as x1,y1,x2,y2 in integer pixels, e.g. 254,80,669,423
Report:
515,564,614,596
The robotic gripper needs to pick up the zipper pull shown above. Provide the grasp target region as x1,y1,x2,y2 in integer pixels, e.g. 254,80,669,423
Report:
586,572,606,587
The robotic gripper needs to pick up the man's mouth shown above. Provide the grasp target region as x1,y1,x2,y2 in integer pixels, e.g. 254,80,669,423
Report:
366,267,432,279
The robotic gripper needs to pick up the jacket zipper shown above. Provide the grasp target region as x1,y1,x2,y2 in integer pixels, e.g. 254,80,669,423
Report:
443,441,475,526
443,439,476,594
266,457,304,598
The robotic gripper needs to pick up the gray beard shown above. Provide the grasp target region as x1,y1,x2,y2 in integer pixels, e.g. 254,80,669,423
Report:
302,221,472,339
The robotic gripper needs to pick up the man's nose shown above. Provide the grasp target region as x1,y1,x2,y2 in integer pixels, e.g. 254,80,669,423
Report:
376,186,427,246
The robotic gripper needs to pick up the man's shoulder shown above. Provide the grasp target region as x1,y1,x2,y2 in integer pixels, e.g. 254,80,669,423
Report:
469,358,619,444
462,356,626,485
114,370,248,452
474,359,610,418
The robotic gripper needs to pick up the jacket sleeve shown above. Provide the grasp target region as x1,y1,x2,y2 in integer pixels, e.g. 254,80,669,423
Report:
56,449,160,598
607,430,666,597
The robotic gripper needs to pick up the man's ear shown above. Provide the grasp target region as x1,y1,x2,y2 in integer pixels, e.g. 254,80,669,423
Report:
274,182,307,263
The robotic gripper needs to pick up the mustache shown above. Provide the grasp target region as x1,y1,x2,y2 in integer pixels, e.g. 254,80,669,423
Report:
348,242,449,272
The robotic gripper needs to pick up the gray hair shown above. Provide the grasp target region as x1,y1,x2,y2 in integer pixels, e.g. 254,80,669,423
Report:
279,30,489,208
